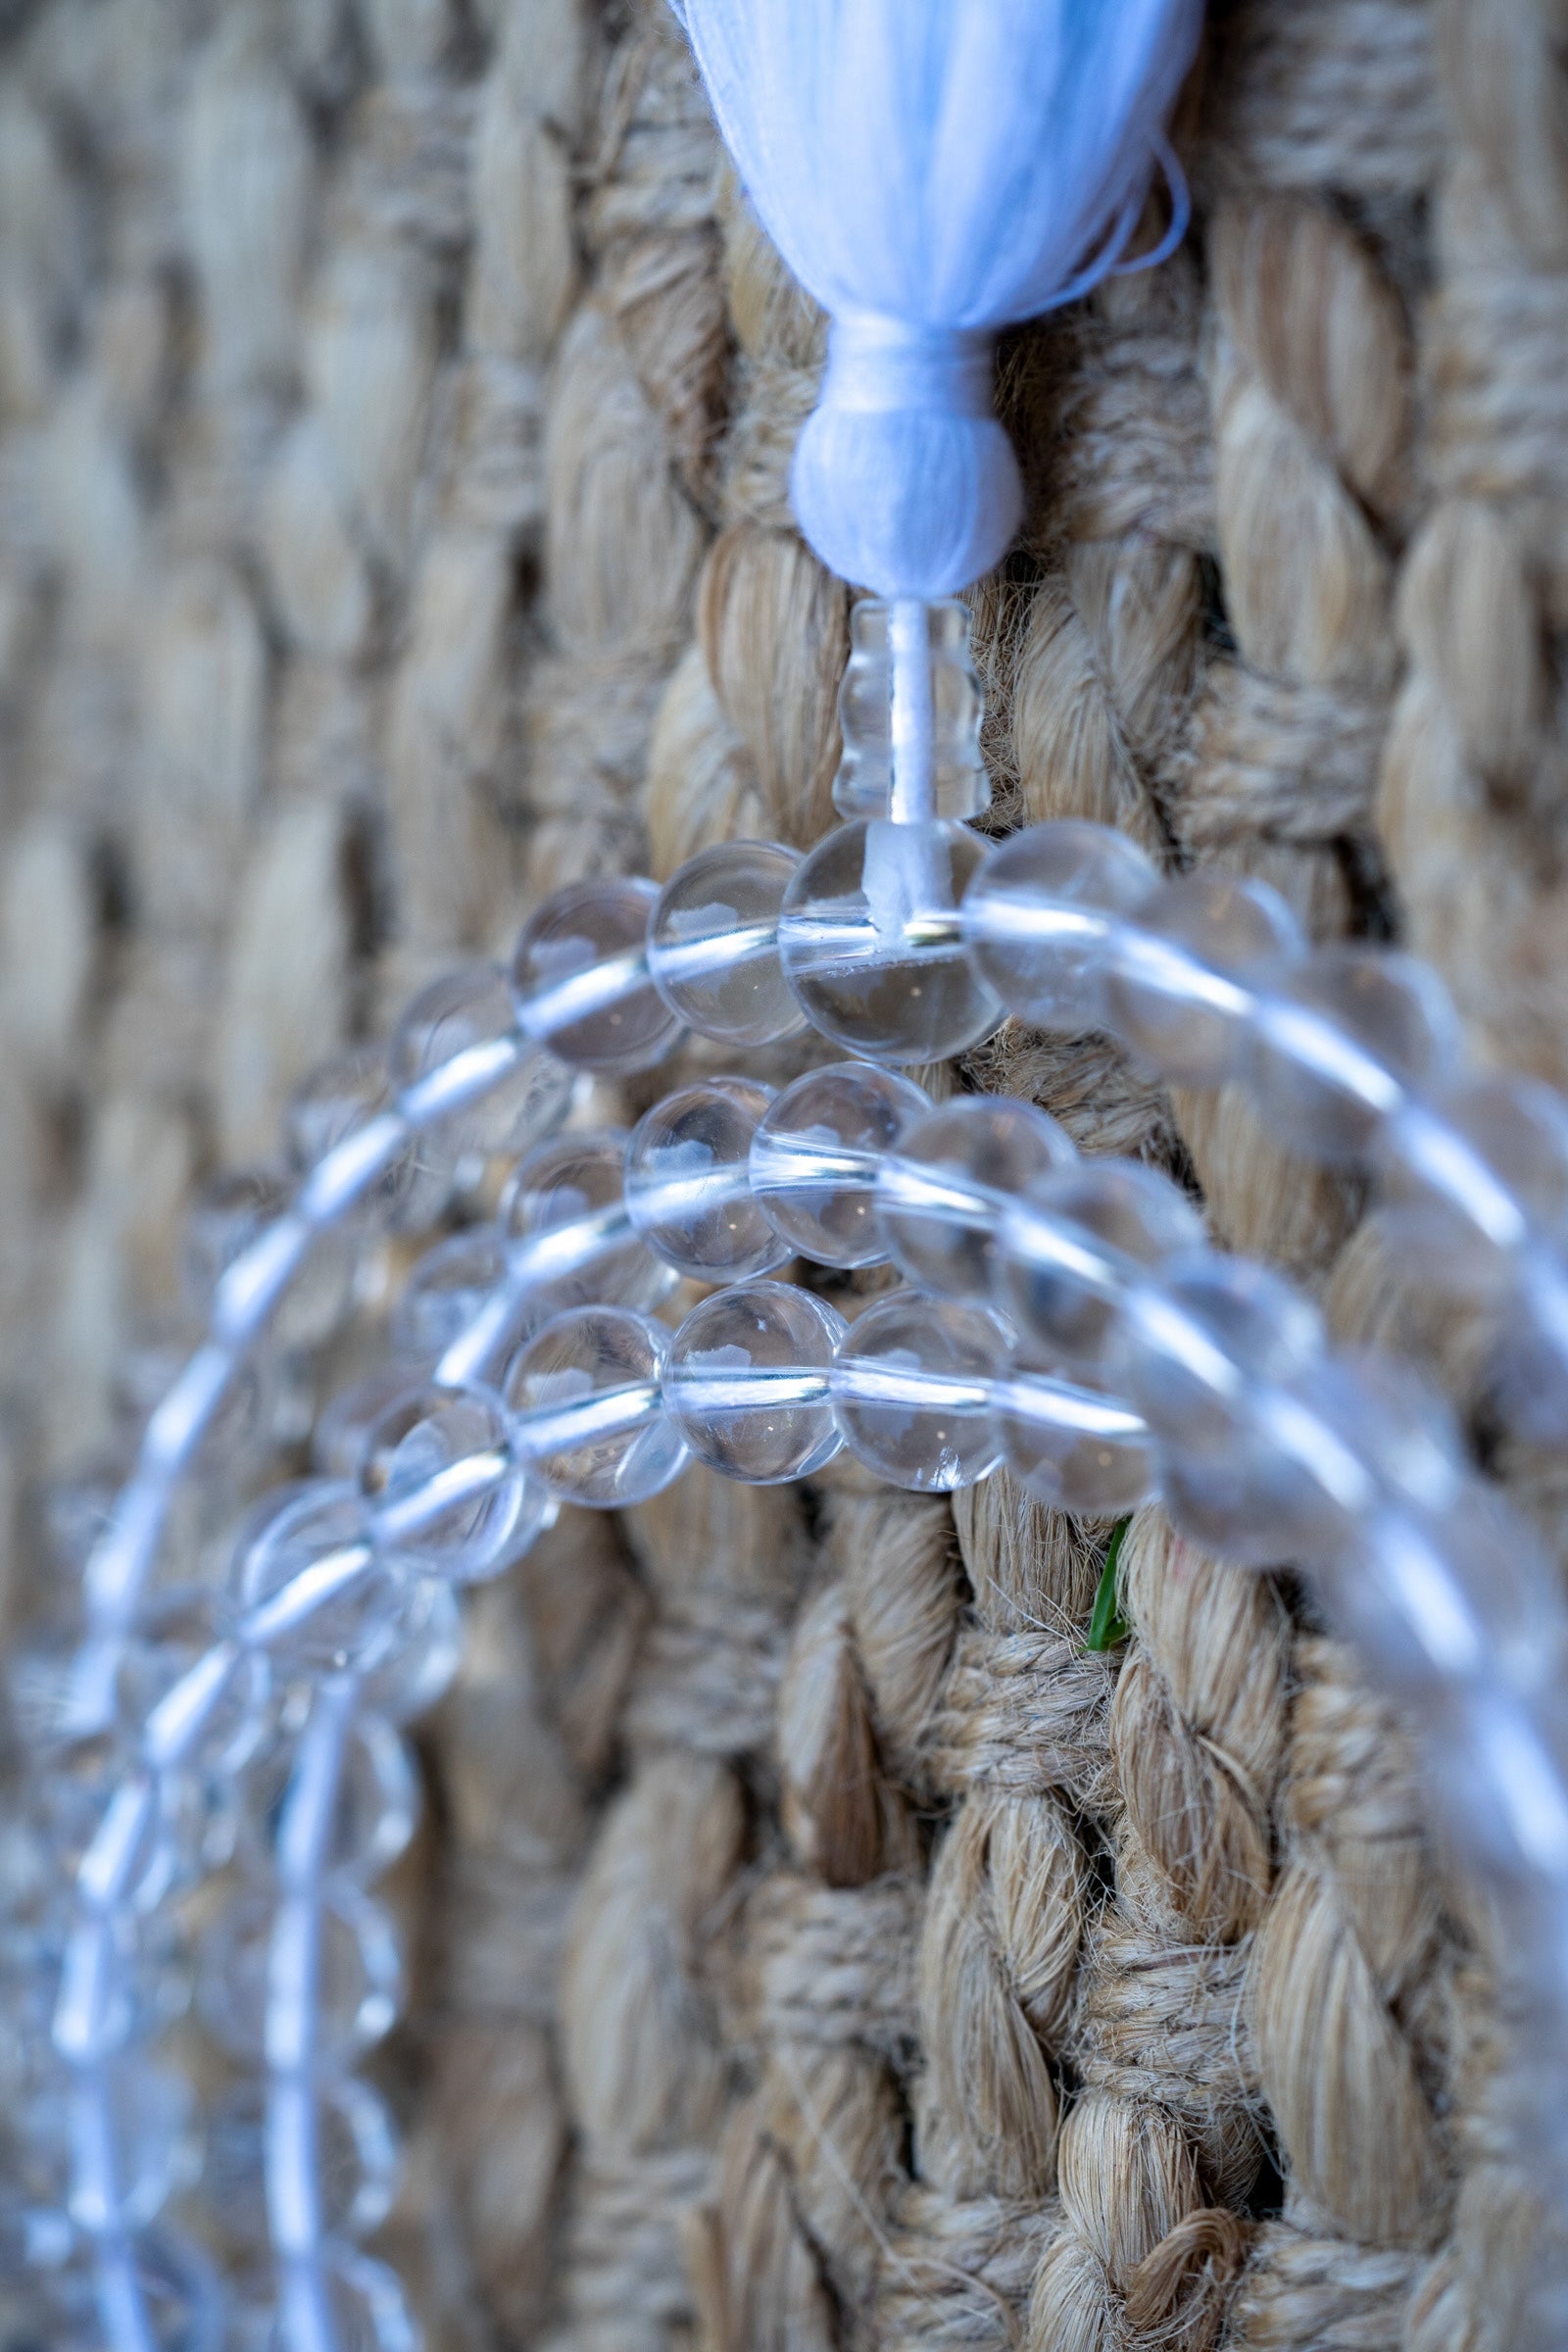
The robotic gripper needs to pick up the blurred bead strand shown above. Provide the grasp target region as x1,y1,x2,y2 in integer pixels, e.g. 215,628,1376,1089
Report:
26,0,1568,2338
36,776,1568,2343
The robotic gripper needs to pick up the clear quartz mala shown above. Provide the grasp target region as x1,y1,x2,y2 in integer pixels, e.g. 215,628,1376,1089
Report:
23,611,1568,2341
18,0,1568,2341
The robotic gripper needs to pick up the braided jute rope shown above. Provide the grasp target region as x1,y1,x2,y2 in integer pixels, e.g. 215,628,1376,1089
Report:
2,2,1567,2348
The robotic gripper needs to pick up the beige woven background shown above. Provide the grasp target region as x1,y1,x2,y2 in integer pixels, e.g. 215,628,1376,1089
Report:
1,0,1566,2343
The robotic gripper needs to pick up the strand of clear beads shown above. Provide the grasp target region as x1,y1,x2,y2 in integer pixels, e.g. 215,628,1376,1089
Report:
36,596,1568,2343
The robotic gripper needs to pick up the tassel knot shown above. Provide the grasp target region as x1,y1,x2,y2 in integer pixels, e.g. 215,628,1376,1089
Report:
676,0,1202,595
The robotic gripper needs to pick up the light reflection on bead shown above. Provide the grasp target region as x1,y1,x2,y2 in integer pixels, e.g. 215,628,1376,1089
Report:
778,818,1002,1062
1375,1072,1568,1298
1331,1484,1557,1707
750,1061,931,1268
1114,1250,1326,1460
625,1077,788,1280
67,2056,198,2234
991,1364,1155,1515
315,1366,437,1481
204,2075,398,2252
998,1160,1204,1376
270,2245,417,2352
663,1282,845,1483
510,877,681,1070
231,1484,409,1677
646,841,806,1046
877,1094,1076,1299
505,1307,689,1508
1105,869,1302,1085
390,963,569,1163
238,1711,417,1890
831,1294,1004,1492
961,818,1157,1033
359,1575,464,1727
1250,946,1458,1165
100,2228,224,2352
198,1885,402,2069
116,1626,271,1781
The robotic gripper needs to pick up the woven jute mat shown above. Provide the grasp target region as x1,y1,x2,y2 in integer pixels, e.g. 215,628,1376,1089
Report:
0,0,1564,2344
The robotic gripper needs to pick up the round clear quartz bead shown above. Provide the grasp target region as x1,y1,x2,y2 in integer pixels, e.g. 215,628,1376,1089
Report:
231,1482,410,1676
181,1168,288,1317
777,818,1002,1062
750,1061,931,1268
831,1293,1004,1492
238,1710,418,1889
1104,869,1303,1084
1375,1071,1568,1297
960,819,1157,1032
663,1281,846,1483
203,2074,398,2251
997,1160,1205,1376
991,1363,1155,1515
1153,1344,1457,1573
390,962,569,1165
501,1128,675,1314
356,1380,545,1583
1250,945,1459,1165
198,1884,402,2068
184,1166,357,1360
117,1623,272,1779
67,2054,199,2234
286,1045,423,1233
392,1226,512,1363
877,1094,1076,1299
646,840,806,1046
625,1077,787,1280
270,2245,418,2352
1331,1481,1560,1706
1113,1249,1327,1461
510,876,681,1071
505,1306,689,1507
359,1575,464,1727
94,2229,224,2352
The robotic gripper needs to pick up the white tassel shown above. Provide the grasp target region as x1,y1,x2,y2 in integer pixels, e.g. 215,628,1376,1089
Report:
674,0,1200,597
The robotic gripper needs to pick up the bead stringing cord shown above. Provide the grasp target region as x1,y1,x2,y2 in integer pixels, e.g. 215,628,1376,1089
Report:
43,802,1568,2349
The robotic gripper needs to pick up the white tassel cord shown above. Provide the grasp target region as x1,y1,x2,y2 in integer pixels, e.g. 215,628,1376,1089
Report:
675,0,1202,597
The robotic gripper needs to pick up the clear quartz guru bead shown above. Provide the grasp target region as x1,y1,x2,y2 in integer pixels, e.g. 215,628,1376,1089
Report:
777,817,1002,1062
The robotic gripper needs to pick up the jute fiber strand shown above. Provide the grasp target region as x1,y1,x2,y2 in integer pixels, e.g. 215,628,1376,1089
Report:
0,0,1563,2347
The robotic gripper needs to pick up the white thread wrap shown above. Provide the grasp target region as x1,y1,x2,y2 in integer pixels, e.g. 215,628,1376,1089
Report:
675,0,1203,597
